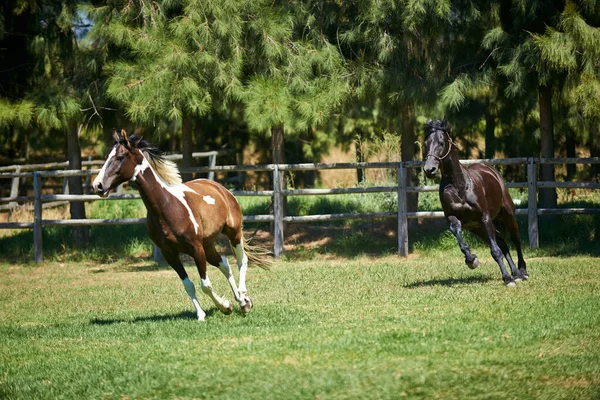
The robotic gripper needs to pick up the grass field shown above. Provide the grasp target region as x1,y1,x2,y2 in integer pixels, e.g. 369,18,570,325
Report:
1,187,599,398
1,242,599,399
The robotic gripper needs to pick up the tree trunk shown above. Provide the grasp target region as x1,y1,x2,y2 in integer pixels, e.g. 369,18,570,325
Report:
401,104,418,220
538,84,557,209
565,127,576,181
485,112,496,159
67,122,89,245
181,116,193,182
272,123,286,189
590,120,600,178
355,128,365,184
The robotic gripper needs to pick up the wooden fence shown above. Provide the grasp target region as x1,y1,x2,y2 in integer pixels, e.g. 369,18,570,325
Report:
0,157,599,263
0,150,234,211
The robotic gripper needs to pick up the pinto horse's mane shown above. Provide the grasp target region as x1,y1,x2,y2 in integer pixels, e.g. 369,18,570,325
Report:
125,134,182,185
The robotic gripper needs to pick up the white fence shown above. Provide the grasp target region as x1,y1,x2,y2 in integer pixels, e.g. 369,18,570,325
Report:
1,157,599,263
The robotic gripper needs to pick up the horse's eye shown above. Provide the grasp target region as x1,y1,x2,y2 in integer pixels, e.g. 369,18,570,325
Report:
116,155,125,161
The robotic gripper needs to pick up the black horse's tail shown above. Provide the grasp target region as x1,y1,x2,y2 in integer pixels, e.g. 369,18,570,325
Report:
243,237,273,270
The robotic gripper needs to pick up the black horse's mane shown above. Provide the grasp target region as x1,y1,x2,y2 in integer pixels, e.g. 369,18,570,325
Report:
425,119,451,135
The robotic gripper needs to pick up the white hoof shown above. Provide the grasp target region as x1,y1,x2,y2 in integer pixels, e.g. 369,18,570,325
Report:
468,258,480,269
506,281,517,288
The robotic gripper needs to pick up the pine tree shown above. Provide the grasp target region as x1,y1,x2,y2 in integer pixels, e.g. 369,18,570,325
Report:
241,1,350,165
1,0,104,245
475,0,600,206
88,0,247,179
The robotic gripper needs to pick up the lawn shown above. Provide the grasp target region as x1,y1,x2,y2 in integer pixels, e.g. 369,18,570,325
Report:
1,245,599,399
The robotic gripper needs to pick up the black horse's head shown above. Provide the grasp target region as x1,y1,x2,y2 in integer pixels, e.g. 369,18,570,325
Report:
423,118,453,178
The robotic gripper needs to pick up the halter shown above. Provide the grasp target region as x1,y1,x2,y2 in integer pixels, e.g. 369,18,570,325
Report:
427,130,456,161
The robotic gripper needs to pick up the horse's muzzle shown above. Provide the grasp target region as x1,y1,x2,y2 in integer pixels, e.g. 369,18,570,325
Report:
423,166,438,179
92,181,109,197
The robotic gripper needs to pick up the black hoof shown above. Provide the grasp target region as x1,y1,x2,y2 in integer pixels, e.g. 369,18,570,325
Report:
519,269,529,280
503,276,517,287
467,258,480,270
514,271,528,281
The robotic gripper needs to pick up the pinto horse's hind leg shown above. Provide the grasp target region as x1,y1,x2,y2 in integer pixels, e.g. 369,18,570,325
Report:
447,216,480,269
192,244,233,315
205,244,247,311
162,249,207,321
231,240,252,313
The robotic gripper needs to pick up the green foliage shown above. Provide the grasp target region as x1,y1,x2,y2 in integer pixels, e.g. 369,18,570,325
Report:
439,74,470,111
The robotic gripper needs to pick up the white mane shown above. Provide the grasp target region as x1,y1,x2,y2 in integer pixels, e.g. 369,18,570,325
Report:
143,150,182,185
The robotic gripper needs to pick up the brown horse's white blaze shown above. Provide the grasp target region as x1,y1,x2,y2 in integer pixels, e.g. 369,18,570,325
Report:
92,130,270,320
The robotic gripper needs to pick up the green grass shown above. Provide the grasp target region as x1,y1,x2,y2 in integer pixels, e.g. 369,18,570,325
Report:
1,250,599,399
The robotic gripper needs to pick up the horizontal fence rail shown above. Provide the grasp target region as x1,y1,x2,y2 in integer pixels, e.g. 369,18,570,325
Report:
0,157,598,263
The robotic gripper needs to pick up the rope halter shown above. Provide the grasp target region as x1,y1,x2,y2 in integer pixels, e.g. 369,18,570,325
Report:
427,131,456,161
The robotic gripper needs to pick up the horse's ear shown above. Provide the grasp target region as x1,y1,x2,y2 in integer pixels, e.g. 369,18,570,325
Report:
120,129,132,148
112,129,119,143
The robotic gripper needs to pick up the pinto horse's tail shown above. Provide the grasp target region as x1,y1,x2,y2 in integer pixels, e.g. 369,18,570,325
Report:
243,237,273,270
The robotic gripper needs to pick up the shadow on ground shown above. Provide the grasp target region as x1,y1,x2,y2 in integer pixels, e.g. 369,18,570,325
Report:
404,275,494,288
89,310,218,325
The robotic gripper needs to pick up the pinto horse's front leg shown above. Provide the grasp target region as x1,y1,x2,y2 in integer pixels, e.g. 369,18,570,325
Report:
161,249,207,321
447,216,480,269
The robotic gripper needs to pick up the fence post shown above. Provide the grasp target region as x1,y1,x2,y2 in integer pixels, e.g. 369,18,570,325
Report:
33,172,43,263
208,153,216,181
527,157,539,248
397,162,409,256
272,165,284,257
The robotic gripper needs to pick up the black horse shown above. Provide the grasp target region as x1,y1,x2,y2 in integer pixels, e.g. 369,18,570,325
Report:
423,119,528,286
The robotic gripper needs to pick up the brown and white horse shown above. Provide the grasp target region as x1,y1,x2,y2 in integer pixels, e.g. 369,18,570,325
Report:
93,130,271,320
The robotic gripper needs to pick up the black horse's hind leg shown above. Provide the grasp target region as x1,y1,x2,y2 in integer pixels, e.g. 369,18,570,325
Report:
505,213,528,280
494,234,524,281
496,209,528,280
481,215,517,286
447,216,480,269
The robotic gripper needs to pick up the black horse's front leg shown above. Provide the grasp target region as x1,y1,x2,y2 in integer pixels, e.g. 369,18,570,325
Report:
447,216,479,269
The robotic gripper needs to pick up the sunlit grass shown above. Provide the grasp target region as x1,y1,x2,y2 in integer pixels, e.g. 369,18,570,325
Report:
1,253,599,399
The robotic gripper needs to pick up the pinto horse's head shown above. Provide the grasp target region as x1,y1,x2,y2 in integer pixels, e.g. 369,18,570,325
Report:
92,129,143,197
423,118,453,179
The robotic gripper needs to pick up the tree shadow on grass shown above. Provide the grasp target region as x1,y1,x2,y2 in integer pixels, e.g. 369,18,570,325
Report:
89,309,219,325
404,275,493,288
